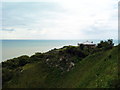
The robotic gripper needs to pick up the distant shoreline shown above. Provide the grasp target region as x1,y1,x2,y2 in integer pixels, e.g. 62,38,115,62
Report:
1,39,119,62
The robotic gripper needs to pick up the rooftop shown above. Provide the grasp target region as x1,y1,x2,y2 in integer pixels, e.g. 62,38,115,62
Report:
82,41,96,45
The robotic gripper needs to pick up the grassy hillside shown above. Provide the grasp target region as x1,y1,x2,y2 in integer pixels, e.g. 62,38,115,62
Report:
2,40,120,88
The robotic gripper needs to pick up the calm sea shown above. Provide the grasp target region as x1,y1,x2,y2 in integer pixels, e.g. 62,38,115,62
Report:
0,39,118,62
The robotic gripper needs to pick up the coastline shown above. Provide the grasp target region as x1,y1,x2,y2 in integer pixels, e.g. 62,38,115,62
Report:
1,39,119,62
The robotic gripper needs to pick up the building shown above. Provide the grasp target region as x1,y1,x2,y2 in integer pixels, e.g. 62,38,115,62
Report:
78,41,96,48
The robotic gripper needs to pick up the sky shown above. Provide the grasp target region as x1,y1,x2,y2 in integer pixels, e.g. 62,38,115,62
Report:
1,0,118,40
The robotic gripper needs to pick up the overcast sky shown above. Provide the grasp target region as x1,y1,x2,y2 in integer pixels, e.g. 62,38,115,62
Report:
1,0,118,40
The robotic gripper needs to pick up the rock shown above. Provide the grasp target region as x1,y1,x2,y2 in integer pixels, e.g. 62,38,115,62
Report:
56,65,58,67
70,62,75,67
46,58,49,62
60,58,62,61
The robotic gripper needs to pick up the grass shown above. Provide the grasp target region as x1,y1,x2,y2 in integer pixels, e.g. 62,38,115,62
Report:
3,46,119,88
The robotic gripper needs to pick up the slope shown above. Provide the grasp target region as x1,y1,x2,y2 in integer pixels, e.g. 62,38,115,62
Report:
3,45,119,88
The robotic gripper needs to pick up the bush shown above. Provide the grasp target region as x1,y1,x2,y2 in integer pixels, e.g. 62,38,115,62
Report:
65,46,76,54
2,68,14,84
18,55,29,66
97,39,114,50
108,79,120,88
65,46,87,58
79,44,84,50
2,55,29,69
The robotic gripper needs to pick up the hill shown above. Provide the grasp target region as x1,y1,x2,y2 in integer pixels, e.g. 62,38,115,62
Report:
2,39,120,88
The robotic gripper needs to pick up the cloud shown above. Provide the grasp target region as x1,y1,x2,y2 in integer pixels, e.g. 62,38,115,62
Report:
1,0,118,39
2,28,15,32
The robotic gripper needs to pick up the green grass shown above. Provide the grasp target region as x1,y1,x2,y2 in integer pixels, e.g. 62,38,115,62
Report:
3,46,119,88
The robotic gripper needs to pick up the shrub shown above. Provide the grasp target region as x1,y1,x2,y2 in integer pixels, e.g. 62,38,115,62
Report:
97,39,114,50
18,55,29,66
79,44,84,50
2,68,14,84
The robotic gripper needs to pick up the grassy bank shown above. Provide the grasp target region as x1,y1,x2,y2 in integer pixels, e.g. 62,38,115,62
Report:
2,39,119,88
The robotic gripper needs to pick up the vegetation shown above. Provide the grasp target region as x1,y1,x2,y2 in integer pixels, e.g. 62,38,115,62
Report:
97,39,114,50
1,39,119,88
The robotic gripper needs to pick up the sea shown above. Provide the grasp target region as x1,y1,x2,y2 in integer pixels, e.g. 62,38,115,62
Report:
0,39,118,62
